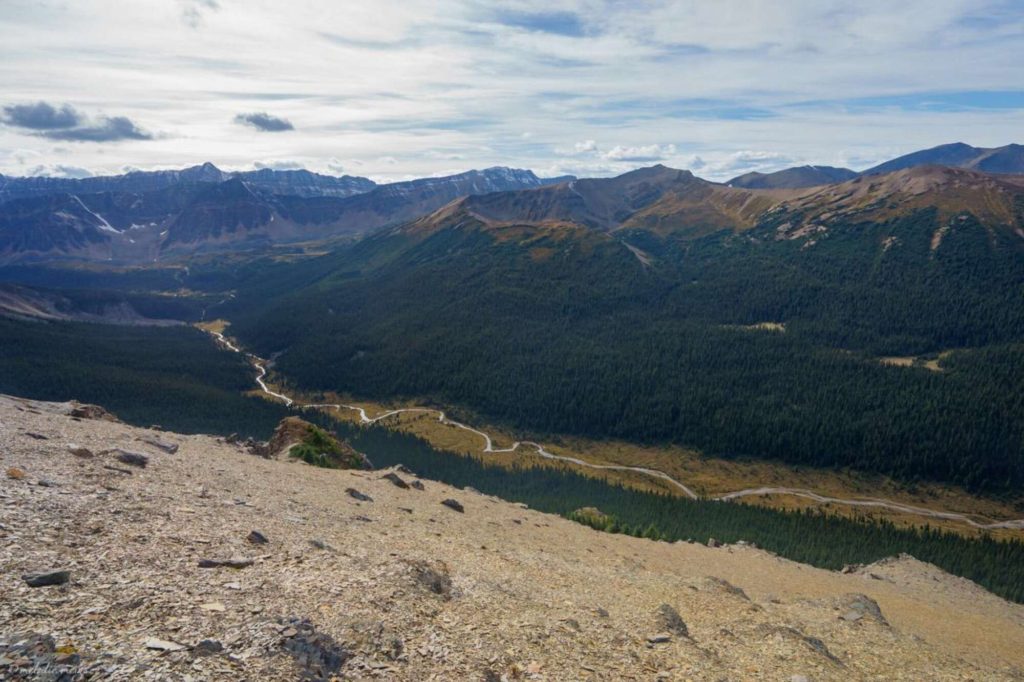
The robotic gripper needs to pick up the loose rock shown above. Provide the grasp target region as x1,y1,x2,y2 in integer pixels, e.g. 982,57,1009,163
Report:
67,444,93,458
280,618,351,679
656,603,689,637
841,593,888,625
22,570,71,587
381,472,409,489
441,498,465,513
197,557,254,569
145,638,186,652
247,530,269,545
346,488,373,502
113,450,149,468
195,639,223,656
410,560,455,600
140,436,178,454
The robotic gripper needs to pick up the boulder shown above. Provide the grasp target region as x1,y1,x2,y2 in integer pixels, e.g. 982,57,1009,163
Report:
68,401,119,422
381,472,410,489
655,604,688,637
441,498,465,513
23,570,71,587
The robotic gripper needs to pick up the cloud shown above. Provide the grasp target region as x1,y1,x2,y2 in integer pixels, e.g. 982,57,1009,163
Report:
3,102,83,130
3,101,153,142
603,144,677,162
180,0,219,28
234,112,295,132
253,159,304,170
42,116,153,142
491,10,588,37
27,163,93,178
713,150,792,173
3,2,1024,181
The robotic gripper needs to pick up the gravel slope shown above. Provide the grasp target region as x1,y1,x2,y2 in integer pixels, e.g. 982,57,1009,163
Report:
1,393,1022,680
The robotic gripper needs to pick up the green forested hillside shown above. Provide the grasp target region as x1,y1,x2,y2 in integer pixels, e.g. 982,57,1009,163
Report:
0,317,290,437
229,207,1024,492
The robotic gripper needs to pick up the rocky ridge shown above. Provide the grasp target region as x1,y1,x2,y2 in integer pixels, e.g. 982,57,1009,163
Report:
1,393,1022,680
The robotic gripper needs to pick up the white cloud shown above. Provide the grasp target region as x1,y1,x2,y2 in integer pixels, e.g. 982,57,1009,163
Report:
253,159,304,170
0,1,1022,181
603,143,677,162
27,163,93,178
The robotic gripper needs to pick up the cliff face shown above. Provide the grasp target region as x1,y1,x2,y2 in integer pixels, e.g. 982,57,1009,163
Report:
1,393,1022,680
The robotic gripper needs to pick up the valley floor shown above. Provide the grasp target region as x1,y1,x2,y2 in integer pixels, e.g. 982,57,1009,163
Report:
1,393,1023,680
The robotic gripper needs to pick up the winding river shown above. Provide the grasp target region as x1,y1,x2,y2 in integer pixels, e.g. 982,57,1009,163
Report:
209,330,1024,532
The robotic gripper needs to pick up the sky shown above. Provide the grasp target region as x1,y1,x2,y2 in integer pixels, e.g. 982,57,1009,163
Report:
1,0,1023,182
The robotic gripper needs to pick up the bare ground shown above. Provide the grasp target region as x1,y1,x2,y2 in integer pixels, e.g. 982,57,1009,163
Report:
1,393,1022,680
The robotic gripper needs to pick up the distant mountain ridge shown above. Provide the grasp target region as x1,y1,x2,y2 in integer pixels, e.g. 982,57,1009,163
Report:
0,162,376,202
727,143,1024,189
863,142,1024,175
0,165,575,263
727,165,858,189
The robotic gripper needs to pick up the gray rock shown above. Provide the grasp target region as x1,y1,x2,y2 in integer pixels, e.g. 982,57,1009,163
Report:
346,488,373,502
410,480,425,491
706,576,750,601
646,633,672,644
381,472,409,489
67,444,93,458
246,530,269,545
113,450,148,468
656,603,688,637
280,618,351,678
144,638,186,652
440,499,464,513
707,537,721,548
197,557,254,569
22,570,70,587
140,436,178,454
195,639,223,656
842,593,887,625
411,561,454,600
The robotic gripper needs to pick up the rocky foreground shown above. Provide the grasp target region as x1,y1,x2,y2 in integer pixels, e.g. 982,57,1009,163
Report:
1,394,1022,680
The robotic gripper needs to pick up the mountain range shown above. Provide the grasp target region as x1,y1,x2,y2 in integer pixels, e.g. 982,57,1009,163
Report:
0,141,1022,264
0,165,572,263
726,142,1024,188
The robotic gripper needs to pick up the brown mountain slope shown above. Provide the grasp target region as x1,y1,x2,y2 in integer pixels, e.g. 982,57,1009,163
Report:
403,165,790,243
770,165,1024,239
1,394,1022,680
404,164,1024,248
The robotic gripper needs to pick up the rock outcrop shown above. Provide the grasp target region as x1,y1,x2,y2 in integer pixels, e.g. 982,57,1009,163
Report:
256,416,370,470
